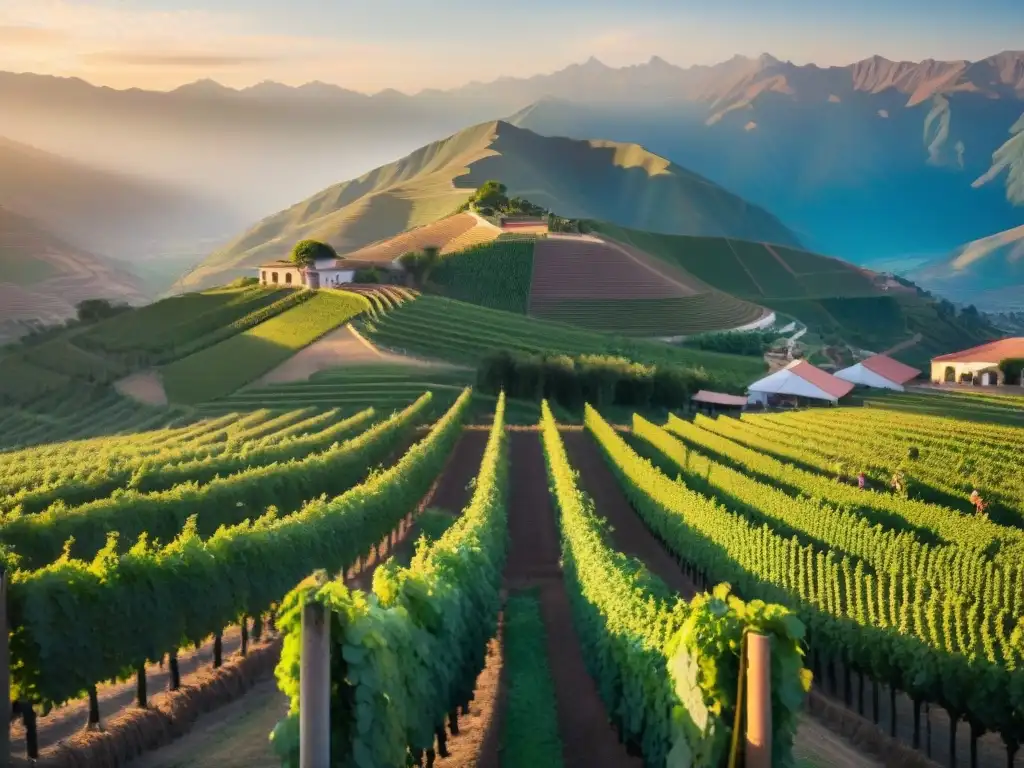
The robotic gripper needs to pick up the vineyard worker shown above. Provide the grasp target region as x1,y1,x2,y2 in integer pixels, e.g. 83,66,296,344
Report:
857,472,866,490
970,490,987,515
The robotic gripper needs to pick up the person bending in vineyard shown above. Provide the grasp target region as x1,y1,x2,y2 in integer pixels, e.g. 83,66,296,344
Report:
970,489,988,516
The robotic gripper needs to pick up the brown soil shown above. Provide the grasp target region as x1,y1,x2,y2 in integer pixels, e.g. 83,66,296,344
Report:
256,324,443,385
506,431,642,768
114,371,169,406
12,625,252,755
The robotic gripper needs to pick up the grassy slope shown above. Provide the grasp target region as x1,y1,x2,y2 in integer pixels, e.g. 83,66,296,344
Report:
429,238,535,313
184,120,801,290
162,291,371,404
360,294,764,392
591,221,1001,363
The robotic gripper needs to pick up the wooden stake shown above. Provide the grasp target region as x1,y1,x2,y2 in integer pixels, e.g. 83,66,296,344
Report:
745,632,772,768
0,569,8,765
300,601,330,768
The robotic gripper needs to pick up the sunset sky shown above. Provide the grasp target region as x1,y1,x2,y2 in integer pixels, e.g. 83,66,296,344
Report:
1,0,1021,93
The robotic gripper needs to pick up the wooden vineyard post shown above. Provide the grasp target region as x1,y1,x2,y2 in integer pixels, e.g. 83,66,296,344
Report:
0,568,8,767
300,600,330,768
745,632,772,768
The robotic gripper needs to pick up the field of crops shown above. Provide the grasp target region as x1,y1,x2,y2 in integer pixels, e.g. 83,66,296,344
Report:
429,238,535,313
591,221,882,301
359,294,765,393
3,354,1023,767
161,291,371,404
530,294,765,336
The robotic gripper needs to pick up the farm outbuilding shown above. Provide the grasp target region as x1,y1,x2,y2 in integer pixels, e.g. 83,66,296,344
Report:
747,360,854,406
258,258,401,288
930,337,1024,386
835,354,921,391
691,390,748,414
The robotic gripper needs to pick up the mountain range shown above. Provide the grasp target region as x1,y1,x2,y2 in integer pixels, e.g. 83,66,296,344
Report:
3,49,1024,307
181,120,799,290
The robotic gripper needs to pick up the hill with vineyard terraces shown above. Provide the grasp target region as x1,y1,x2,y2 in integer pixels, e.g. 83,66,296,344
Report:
0,206,146,342
181,119,801,290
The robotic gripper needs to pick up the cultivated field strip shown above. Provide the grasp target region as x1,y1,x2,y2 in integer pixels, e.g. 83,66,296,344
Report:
9,389,473,711
3,407,373,515
735,412,1024,524
0,396,430,569
272,390,505,764
634,416,1022,637
539,404,808,765
666,414,1024,558
585,406,1024,766
0,409,283,494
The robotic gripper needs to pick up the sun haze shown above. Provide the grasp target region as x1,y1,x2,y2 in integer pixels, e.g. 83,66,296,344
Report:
1,0,1022,92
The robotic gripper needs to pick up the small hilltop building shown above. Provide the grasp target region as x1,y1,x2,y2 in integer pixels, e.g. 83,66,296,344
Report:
258,257,401,288
835,354,921,392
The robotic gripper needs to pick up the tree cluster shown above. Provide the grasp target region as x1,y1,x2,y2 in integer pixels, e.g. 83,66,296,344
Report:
290,239,337,268
476,350,709,413
398,246,440,287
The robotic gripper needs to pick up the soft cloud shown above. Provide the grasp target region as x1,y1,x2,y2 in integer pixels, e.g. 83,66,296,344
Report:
0,24,67,44
80,52,280,68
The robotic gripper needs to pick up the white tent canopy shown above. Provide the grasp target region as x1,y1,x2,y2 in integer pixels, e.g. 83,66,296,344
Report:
747,361,853,404
835,363,904,391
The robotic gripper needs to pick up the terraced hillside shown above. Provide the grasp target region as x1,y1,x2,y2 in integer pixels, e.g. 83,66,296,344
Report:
341,212,500,264
590,221,1002,365
359,293,765,392
185,120,800,290
0,207,146,342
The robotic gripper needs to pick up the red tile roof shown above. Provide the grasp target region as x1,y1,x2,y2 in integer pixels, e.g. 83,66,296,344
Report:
861,354,921,384
789,360,855,399
932,338,1024,364
692,390,748,407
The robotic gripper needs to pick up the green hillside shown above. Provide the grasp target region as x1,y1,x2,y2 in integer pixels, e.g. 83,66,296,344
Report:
590,221,1002,366
183,120,801,290
359,293,764,392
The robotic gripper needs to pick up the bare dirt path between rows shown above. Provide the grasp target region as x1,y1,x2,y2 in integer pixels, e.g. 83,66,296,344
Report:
561,430,884,768
124,429,493,768
505,431,642,768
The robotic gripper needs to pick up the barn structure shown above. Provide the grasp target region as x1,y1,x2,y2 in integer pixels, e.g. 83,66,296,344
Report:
835,354,921,391
930,338,1024,386
747,360,854,407
691,390,748,415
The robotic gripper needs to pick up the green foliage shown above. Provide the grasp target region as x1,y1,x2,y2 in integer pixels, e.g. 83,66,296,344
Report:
360,294,764,394
999,357,1024,385
3,407,374,515
428,239,534,313
477,350,707,413
290,239,336,268
683,330,778,357
1,396,428,569
352,268,383,284
586,404,1023,753
162,291,370,403
75,298,131,324
272,390,503,765
500,589,564,767
10,389,471,709
540,402,809,766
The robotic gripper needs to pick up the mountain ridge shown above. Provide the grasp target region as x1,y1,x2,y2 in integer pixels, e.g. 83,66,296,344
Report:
179,119,800,290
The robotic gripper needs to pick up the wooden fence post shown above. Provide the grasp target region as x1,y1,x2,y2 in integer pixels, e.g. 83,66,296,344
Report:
745,632,772,768
300,600,330,768
0,568,8,768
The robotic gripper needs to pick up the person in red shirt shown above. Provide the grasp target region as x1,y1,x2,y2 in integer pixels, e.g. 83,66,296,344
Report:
857,472,866,490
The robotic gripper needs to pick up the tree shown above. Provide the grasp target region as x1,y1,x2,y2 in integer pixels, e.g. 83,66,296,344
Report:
76,298,130,324
999,357,1024,385
290,239,336,268
353,268,382,284
399,251,427,285
475,180,508,210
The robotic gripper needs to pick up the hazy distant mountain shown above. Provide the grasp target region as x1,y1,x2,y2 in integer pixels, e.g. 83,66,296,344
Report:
0,135,239,265
0,206,146,340
4,51,1023,292
182,120,799,290
910,225,1024,311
